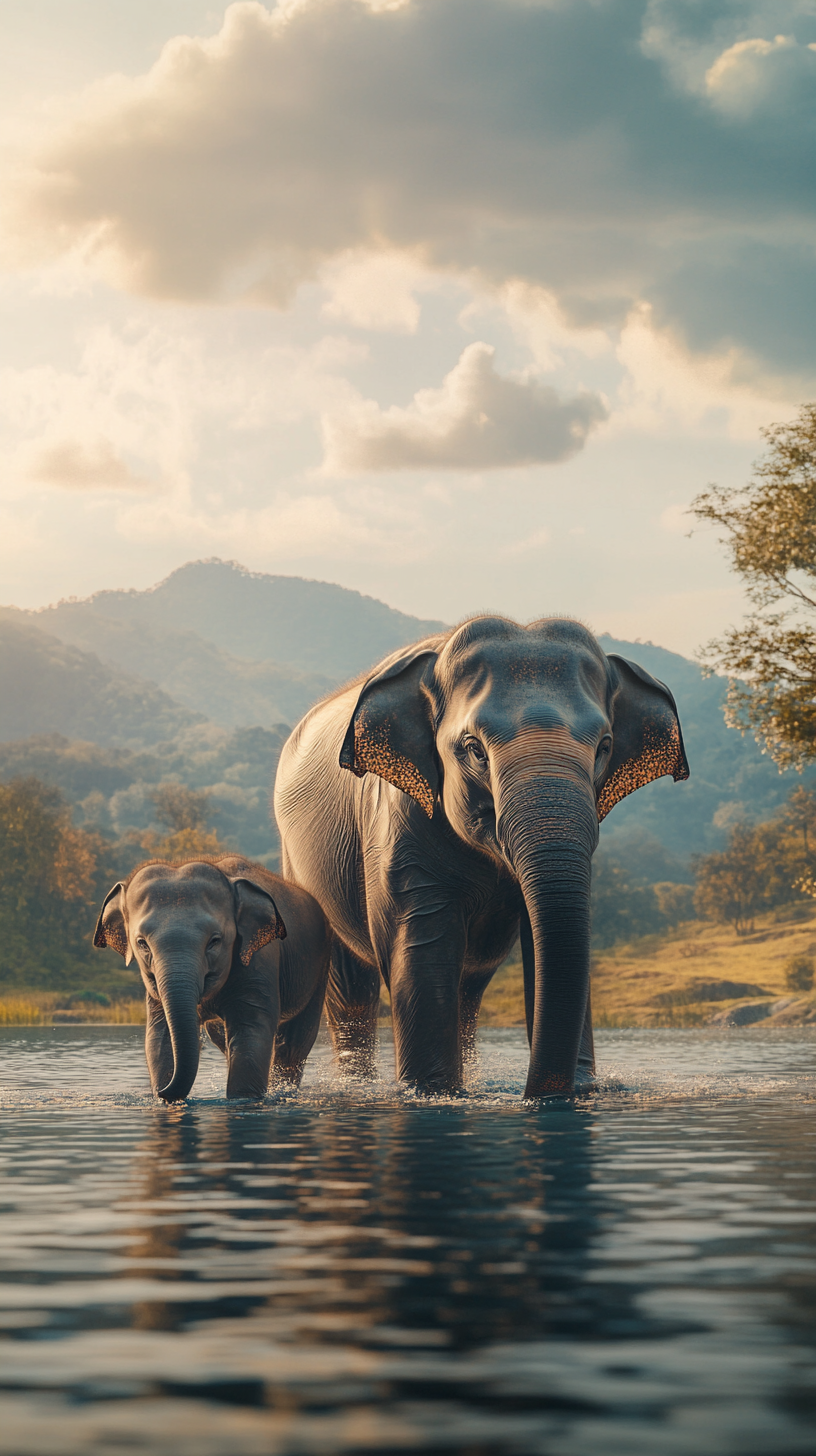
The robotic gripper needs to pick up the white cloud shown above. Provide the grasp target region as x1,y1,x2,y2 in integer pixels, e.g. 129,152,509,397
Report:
612,304,801,440
706,33,816,118
0,311,369,499
502,527,550,556
640,1,814,94
4,0,814,380
497,283,612,371
24,436,152,491
322,342,607,472
320,249,427,332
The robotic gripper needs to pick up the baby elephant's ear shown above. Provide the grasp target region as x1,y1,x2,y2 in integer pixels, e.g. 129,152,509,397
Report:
339,645,440,818
597,655,690,822
93,883,130,961
232,878,287,967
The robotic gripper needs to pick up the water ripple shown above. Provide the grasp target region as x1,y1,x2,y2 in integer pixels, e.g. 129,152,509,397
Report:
0,1025,813,1455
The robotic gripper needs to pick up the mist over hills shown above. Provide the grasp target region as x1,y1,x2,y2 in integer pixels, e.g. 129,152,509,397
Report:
0,560,809,870
35,559,446,679
9,608,333,731
0,562,446,863
0,613,202,747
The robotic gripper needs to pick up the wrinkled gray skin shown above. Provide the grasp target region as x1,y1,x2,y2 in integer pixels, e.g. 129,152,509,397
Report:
275,618,688,1099
94,856,330,1102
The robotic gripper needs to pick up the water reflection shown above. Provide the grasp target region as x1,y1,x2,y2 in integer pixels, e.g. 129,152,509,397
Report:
0,1027,813,1455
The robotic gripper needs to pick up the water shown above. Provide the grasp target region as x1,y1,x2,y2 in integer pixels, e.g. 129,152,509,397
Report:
0,1026,814,1455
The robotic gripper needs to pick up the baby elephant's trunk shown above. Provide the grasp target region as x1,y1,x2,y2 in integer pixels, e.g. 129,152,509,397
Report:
155,962,202,1102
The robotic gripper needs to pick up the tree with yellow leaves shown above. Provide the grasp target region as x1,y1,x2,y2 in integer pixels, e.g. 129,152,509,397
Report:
693,404,816,769
0,777,110,986
144,783,224,861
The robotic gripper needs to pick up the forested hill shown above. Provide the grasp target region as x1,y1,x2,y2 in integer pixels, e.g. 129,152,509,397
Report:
0,614,201,747
31,559,446,681
0,563,810,868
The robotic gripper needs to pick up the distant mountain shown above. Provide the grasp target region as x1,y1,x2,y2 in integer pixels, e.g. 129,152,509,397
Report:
13,606,333,730
32,559,446,680
598,635,812,862
3,562,810,870
0,616,201,748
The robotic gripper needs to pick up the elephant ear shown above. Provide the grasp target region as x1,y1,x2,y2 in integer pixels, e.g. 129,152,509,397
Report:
339,644,440,818
231,878,287,967
597,655,690,822
93,883,130,961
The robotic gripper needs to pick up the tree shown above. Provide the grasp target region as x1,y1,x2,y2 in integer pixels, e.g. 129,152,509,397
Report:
693,823,771,935
146,783,223,860
0,777,111,986
150,784,212,834
692,403,816,769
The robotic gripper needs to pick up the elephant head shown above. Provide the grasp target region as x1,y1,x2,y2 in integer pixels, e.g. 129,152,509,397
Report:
340,617,688,1098
94,860,285,1102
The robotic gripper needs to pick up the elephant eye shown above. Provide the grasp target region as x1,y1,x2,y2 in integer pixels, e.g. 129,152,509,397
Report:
136,937,149,952
596,736,612,764
463,736,487,765
208,936,222,950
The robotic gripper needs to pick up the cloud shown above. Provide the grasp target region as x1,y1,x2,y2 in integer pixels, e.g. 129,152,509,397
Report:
502,527,551,556
6,0,815,382
320,249,427,332
0,313,369,501
322,341,607,471
612,303,802,439
705,32,816,119
25,436,152,491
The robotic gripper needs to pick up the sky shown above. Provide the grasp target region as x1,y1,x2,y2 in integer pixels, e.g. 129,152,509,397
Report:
0,0,813,655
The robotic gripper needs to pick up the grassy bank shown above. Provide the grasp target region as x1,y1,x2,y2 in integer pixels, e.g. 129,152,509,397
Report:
0,992,146,1026
5,907,816,1028
480,906,816,1028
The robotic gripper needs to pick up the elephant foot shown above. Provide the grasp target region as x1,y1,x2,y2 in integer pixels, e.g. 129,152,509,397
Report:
522,1068,580,1102
523,1074,597,1105
403,1079,467,1100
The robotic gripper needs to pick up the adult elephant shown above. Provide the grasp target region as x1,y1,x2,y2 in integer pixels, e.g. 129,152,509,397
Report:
275,617,688,1099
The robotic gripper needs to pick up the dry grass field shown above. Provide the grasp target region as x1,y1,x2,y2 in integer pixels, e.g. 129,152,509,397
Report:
480,907,816,1029
4,909,816,1029
0,993,146,1026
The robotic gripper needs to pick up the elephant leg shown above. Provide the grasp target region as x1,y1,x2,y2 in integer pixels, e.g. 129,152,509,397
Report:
204,1017,227,1057
224,1007,277,1099
460,971,492,1067
326,939,381,1079
145,995,175,1095
576,984,596,1087
271,977,326,1089
387,911,466,1095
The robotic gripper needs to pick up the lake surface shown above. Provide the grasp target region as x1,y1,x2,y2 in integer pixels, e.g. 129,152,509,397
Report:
0,1025,813,1455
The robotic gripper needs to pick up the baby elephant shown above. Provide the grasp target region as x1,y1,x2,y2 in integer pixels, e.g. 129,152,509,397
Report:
94,856,330,1102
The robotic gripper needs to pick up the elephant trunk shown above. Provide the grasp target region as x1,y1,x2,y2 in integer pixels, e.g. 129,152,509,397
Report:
154,961,202,1103
497,752,597,1098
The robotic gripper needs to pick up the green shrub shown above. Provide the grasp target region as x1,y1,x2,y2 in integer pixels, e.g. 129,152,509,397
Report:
783,954,815,992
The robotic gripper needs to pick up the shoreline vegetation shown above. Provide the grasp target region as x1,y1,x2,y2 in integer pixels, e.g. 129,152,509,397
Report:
0,994,146,1026
480,902,816,1029
3,902,816,1028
